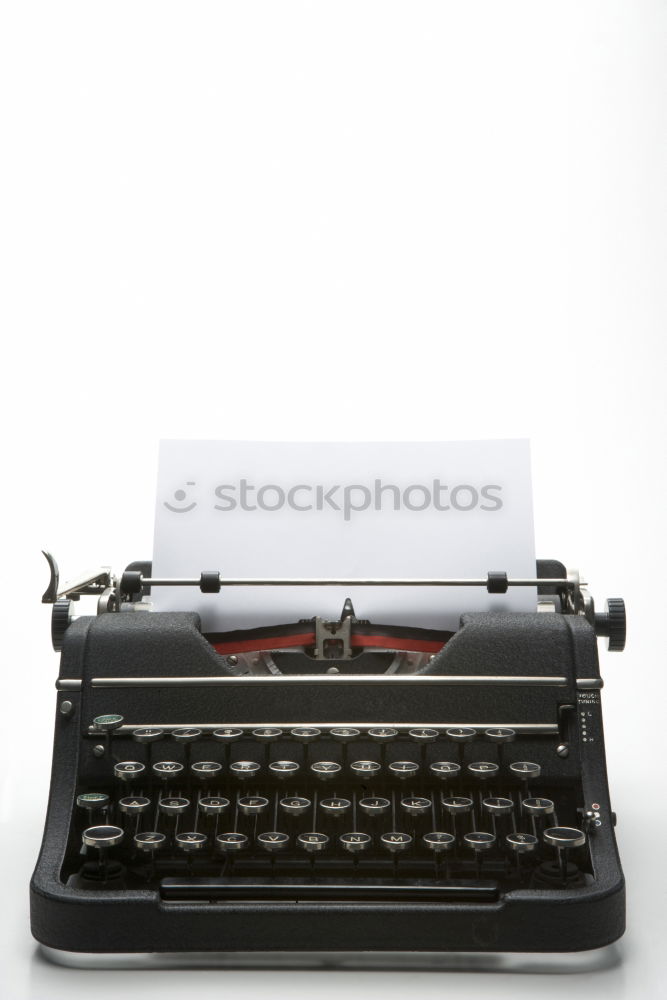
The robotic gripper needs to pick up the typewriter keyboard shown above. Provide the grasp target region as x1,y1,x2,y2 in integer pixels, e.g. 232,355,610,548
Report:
66,720,592,901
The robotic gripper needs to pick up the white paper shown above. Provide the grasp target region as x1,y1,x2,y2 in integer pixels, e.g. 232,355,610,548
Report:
151,440,536,631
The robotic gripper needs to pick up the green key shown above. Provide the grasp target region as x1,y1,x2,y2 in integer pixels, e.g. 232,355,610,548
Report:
77,792,110,810
93,714,124,732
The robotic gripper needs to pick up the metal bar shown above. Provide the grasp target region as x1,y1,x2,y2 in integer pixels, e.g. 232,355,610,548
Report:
60,675,600,692
160,878,500,902
144,577,566,588
88,674,569,688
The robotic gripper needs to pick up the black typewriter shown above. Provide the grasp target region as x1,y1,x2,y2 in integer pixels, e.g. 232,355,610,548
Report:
31,554,626,956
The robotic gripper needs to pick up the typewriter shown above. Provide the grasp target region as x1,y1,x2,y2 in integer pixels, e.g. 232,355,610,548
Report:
31,553,626,956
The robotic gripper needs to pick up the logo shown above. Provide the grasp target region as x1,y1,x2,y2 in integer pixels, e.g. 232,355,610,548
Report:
163,481,197,513
162,479,503,521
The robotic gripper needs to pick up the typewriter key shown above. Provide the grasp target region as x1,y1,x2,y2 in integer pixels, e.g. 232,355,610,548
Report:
522,797,555,816
543,826,586,850
290,727,321,743
269,760,300,779
320,797,351,817
152,760,184,782
76,792,110,824
230,760,261,780
330,728,359,764
82,825,124,878
311,761,342,781
506,832,538,854
483,796,514,816
350,760,382,780
485,728,516,743
424,831,455,878
340,832,372,853
381,831,412,852
172,728,201,766
254,728,283,765
93,714,124,758
330,727,360,742
133,831,165,879
133,727,164,765
118,796,151,815
359,796,390,817
446,727,476,743
442,796,473,836
464,831,496,873
388,760,420,780
467,761,499,780
175,831,208,853
465,831,496,850
82,824,124,849
441,795,474,815
297,832,329,853
409,728,439,743
509,761,541,783
172,728,202,743
133,727,164,743
368,728,398,764
505,831,538,880
485,727,516,766
253,728,283,742
216,832,248,852
401,796,432,816
368,727,398,742
257,831,290,852
159,796,190,816
198,796,230,816
191,761,223,781
446,727,476,763
213,728,243,742
381,832,412,877
114,761,146,783
280,796,311,816
213,728,243,767
134,831,166,852
423,831,455,852
238,795,269,816
93,714,124,732
430,761,461,781
543,827,586,885
409,728,439,766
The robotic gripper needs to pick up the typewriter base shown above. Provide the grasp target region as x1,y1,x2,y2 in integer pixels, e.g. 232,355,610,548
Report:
30,879,625,955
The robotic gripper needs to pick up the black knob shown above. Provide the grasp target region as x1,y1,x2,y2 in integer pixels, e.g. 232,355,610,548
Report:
51,598,72,652
594,598,626,652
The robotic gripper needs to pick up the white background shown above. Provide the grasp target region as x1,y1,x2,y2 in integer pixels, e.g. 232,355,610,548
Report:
1,2,666,999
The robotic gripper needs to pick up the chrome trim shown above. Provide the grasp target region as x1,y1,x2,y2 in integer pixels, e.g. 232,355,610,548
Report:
56,679,82,690
89,674,569,688
39,943,621,972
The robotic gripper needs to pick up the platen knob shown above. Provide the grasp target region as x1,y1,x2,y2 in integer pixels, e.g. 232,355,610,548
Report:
51,598,72,652
594,598,626,652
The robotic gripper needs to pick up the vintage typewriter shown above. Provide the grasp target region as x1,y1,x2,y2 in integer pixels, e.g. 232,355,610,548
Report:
31,553,626,956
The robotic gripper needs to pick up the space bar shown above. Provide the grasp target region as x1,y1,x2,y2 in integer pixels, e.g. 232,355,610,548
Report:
160,878,499,901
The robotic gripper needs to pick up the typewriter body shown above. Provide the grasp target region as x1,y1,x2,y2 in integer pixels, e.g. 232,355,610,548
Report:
31,555,626,956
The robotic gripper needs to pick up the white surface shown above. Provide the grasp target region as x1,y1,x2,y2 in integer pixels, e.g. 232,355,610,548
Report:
1,1,666,998
153,438,536,630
